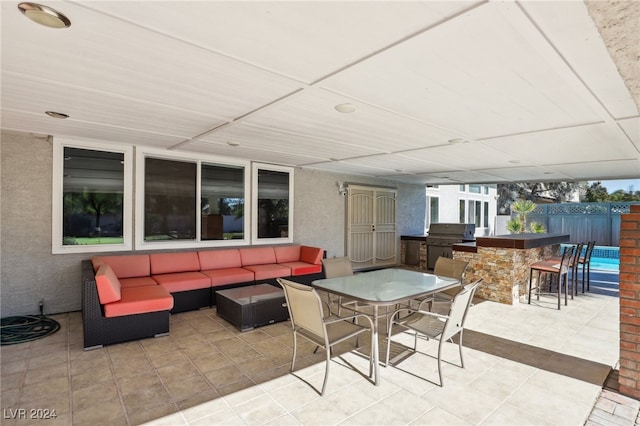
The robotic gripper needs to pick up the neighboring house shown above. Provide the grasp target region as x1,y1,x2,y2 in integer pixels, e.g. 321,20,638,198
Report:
426,184,498,237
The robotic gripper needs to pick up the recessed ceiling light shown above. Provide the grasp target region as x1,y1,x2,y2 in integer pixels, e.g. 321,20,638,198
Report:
45,111,69,119
18,3,71,28
334,103,355,113
447,138,468,144
227,142,240,147
509,160,521,164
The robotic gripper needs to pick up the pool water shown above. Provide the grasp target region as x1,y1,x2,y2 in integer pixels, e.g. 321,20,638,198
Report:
562,244,619,272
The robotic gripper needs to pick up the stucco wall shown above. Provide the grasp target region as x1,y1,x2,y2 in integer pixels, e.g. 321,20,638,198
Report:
1,130,86,316
1,130,427,316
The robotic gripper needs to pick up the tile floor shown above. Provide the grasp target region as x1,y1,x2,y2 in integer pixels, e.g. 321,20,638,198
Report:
0,286,623,425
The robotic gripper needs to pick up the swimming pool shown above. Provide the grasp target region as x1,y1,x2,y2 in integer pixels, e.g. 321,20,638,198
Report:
561,244,619,272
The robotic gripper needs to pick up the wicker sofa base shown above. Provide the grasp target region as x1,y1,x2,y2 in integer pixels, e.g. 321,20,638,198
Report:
171,288,212,313
82,260,171,350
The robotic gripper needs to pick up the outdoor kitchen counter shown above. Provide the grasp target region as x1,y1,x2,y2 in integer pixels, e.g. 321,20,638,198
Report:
452,233,570,252
452,233,570,305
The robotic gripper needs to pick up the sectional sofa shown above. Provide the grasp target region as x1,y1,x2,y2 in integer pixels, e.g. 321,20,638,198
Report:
82,245,324,349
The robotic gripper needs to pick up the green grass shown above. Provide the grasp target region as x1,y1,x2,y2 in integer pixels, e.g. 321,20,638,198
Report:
65,237,124,245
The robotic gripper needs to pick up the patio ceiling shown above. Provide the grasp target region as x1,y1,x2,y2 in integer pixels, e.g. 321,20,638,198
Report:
1,1,638,185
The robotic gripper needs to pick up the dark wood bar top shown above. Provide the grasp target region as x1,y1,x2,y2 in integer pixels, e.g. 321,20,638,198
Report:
452,233,569,253
475,233,570,249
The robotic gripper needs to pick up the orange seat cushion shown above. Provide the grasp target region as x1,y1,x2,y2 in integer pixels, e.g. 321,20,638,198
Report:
300,246,323,265
198,249,243,270
95,264,121,304
152,272,211,293
274,245,301,263
201,268,255,287
280,261,322,276
243,264,291,280
104,286,173,318
150,252,201,275
119,276,159,289
93,255,151,278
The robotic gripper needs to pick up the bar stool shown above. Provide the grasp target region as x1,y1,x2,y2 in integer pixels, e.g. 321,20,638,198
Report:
578,241,596,293
528,245,574,310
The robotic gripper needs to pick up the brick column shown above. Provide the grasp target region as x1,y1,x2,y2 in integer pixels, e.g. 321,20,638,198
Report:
619,204,640,399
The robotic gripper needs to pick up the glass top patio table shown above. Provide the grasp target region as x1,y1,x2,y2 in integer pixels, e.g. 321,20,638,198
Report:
312,268,460,386
312,268,460,305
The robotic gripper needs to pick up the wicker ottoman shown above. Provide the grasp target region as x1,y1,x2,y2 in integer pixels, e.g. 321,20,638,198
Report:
216,284,289,331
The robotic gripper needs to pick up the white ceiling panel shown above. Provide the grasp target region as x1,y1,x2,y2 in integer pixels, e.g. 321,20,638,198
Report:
618,117,640,151
181,139,326,167
483,123,638,165
520,0,639,119
547,159,640,181
190,122,383,162
1,110,184,148
1,1,638,185
2,72,223,138
321,1,611,139
1,2,302,119
83,1,478,83
239,88,463,152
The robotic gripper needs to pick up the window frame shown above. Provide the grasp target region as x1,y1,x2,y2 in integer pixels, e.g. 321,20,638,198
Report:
251,163,294,245
135,148,251,251
52,138,134,254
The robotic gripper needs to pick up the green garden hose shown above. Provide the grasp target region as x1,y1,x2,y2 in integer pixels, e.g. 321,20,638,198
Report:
0,315,60,345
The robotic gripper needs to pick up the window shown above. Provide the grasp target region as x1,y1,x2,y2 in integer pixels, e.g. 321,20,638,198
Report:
468,200,481,227
52,140,133,253
426,196,439,228
469,184,481,194
144,158,197,241
459,200,466,223
459,184,466,192
252,164,293,244
201,163,245,240
136,148,250,250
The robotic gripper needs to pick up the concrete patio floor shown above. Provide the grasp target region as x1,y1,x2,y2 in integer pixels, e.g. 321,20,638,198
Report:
0,270,632,425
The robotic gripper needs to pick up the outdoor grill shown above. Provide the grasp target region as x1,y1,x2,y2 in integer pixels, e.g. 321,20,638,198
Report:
426,223,476,270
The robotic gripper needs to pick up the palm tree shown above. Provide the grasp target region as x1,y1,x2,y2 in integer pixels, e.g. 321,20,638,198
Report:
511,199,536,233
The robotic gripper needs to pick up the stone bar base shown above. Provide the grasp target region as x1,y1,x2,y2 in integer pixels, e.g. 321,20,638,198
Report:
454,240,563,305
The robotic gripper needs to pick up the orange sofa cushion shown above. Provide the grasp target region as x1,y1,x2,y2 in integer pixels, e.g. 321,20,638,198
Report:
93,255,151,278
152,272,211,293
150,252,200,275
239,247,276,266
243,264,291,281
119,276,159,289
198,249,242,270
274,245,301,263
300,246,323,265
95,264,122,304
201,268,255,287
279,261,322,276
104,286,173,318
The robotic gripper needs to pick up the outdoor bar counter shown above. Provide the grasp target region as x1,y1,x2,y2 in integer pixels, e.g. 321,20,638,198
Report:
452,233,570,304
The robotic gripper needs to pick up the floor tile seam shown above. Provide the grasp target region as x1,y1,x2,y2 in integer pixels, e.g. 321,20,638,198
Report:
336,387,407,425
227,390,288,425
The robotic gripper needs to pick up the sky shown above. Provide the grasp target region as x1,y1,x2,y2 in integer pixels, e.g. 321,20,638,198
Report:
592,179,640,193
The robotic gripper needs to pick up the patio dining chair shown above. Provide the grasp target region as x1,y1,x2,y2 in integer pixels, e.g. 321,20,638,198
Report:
406,256,468,312
385,279,481,387
321,256,368,316
528,245,575,309
277,278,374,395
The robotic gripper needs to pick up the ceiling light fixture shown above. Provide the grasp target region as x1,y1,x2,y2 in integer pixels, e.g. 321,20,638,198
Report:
18,3,71,28
45,111,69,119
227,142,240,147
509,160,521,164
334,103,355,113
